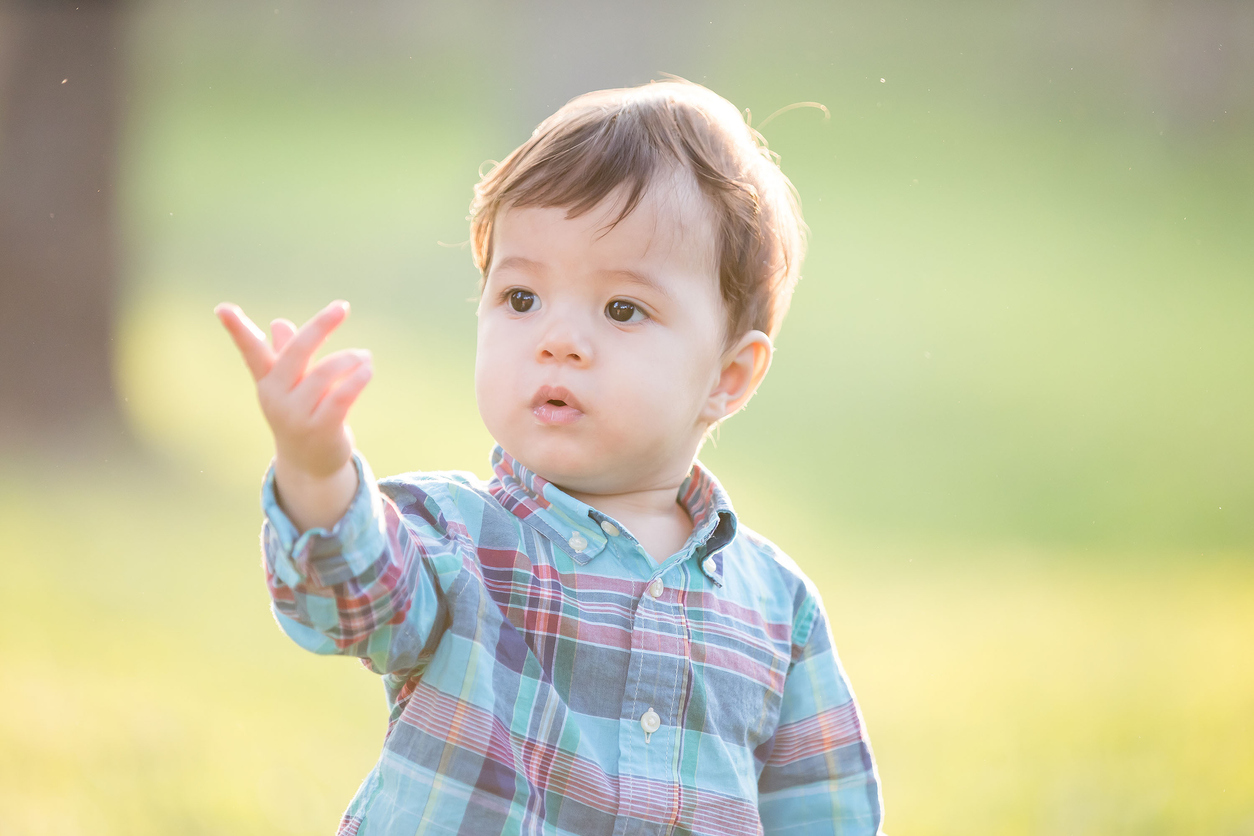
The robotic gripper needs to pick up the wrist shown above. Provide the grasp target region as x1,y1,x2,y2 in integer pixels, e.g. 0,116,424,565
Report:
273,454,360,534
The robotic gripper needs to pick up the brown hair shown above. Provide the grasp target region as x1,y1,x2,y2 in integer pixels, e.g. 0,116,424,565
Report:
469,79,806,342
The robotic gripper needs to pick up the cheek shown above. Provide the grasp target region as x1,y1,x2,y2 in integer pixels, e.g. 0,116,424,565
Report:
620,341,717,417
476,315,513,369
474,323,512,420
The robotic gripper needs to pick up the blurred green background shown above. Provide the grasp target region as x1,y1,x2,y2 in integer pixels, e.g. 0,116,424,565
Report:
2,1,1252,833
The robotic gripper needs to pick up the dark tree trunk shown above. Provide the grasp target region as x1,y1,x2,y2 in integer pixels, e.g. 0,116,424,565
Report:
0,0,124,441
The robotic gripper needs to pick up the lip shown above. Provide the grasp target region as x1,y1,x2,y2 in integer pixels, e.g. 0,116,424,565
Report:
530,385,585,426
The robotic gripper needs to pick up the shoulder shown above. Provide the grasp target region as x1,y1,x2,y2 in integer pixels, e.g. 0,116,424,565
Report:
369,467,479,518
375,468,520,541
725,522,818,601
377,468,485,500
723,522,825,645
376,468,499,511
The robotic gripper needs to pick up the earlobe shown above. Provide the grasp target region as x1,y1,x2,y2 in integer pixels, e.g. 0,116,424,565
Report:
702,330,773,424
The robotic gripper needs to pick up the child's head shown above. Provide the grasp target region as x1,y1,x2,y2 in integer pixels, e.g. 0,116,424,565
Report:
470,80,807,495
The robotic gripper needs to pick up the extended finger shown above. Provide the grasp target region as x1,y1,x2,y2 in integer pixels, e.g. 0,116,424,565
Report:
270,300,350,389
296,349,372,410
270,318,297,353
313,361,373,425
214,303,275,381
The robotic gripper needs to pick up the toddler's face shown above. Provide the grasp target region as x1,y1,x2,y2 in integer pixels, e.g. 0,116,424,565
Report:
475,173,729,496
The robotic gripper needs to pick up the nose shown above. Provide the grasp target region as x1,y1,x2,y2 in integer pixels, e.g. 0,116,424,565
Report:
535,311,592,366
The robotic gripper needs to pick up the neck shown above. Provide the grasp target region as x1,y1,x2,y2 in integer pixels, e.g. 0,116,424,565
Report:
565,482,694,564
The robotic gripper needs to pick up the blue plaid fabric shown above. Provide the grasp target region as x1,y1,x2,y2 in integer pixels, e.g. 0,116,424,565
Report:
261,447,883,834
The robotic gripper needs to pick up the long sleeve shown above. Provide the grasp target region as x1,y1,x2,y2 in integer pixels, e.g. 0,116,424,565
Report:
757,594,884,835
260,453,449,677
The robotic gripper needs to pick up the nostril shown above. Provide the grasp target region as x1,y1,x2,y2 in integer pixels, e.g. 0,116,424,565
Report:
536,342,585,363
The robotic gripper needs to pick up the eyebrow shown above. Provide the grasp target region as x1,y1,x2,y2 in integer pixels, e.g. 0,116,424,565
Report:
600,268,671,298
492,256,543,276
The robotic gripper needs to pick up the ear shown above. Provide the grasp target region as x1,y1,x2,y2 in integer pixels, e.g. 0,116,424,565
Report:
700,330,773,425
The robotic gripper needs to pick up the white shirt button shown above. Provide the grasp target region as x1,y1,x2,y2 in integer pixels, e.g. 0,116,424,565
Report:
568,532,588,552
702,557,717,575
640,708,661,735
647,578,664,599
599,520,620,537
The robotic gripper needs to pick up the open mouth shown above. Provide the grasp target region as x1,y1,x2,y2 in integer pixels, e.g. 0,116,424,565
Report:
531,385,581,410
532,387,583,425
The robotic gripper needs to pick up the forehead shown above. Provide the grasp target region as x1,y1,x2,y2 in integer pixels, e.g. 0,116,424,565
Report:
489,167,719,284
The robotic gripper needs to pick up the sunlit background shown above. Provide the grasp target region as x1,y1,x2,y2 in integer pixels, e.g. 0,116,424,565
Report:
2,1,1252,833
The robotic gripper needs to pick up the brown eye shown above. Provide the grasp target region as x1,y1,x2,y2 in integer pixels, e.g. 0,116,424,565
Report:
606,300,641,323
509,290,536,312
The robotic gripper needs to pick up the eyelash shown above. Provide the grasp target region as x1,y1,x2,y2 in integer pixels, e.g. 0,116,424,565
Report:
497,288,649,324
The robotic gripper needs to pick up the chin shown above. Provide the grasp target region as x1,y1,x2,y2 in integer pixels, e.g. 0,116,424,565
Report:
517,444,600,485
505,439,616,493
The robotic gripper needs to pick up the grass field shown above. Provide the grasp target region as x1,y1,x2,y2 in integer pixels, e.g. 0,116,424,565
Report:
4,3,1254,833
3,441,1252,834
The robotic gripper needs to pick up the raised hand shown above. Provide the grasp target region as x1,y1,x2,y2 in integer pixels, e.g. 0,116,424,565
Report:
215,299,373,531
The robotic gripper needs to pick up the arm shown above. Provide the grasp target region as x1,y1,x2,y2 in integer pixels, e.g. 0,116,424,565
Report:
216,300,447,674
261,452,450,675
758,595,884,835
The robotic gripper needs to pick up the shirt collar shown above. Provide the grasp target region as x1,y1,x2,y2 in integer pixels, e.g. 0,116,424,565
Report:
487,445,737,584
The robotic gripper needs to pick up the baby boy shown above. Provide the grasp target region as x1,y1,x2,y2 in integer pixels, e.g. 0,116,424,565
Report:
217,79,883,835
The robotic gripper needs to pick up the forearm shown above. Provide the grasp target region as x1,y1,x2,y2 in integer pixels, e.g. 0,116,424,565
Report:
273,454,359,533
261,453,450,674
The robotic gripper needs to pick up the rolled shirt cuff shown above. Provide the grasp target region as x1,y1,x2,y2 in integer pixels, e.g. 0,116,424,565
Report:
261,452,387,589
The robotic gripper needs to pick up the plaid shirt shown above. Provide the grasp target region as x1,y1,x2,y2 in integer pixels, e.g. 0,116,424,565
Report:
261,447,883,835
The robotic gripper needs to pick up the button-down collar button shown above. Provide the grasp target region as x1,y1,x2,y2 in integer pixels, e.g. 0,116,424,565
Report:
599,520,620,537
640,708,661,735
647,578,664,599
702,557,717,575
568,532,588,552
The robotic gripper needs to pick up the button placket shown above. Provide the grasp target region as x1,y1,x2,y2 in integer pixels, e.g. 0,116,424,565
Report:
617,543,694,792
